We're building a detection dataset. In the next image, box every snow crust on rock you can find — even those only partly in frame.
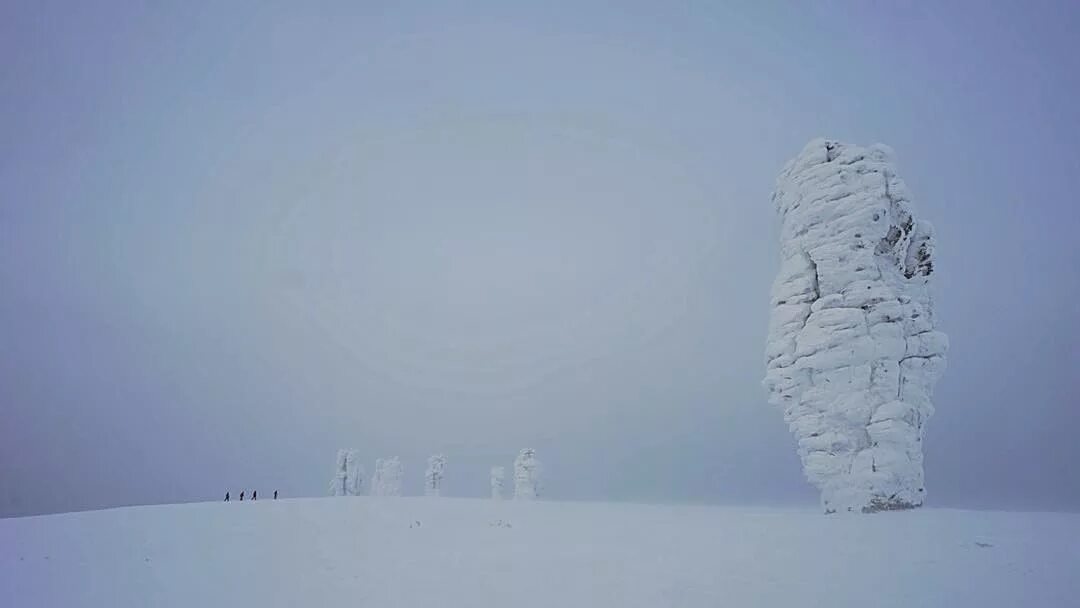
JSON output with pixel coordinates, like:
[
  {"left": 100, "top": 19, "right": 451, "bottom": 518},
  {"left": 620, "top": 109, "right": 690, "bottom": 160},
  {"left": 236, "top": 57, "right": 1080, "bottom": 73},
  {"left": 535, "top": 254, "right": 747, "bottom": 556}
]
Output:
[
  {"left": 372, "top": 457, "right": 404, "bottom": 497},
  {"left": 513, "top": 449, "right": 541, "bottom": 500},
  {"left": 490, "top": 466, "right": 506, "bottom": 500},
  {"left": 328, "top": 449, "right": 364, "bottom": 497},
  {"left": 425, "top": 454, "right": 446, "bottom": 497},
  {"left": 764, "top": 139, "right": 948, "bottom": 514}
]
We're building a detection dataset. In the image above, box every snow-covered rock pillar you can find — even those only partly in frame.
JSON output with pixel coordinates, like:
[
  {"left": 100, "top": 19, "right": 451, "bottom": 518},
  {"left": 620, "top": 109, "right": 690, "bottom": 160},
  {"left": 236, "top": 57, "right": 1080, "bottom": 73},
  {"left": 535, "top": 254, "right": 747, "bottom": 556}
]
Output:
[
  {"left": 490, "top": 466, "right": 505, "bottom": 500},
  {"left": 345, "top": 452, "right": 365, "bottom": 496},
  {"left": 329, "top": 449, "right": 361, "bottom": 496},
  {"left": 764, "top": 139, "right": 947, "bottom": 513},
  {"left": 513, "top": 449, "right": 541, "bottom": 500},
  {"left": 425, "top": 454, "right": 446, "bottom": 497},
  {"left": 329, "top": 450, "right": 348, "bottom": 496},
  {"left": 372, "top": 457, "right": 403, "bottom": 497}
]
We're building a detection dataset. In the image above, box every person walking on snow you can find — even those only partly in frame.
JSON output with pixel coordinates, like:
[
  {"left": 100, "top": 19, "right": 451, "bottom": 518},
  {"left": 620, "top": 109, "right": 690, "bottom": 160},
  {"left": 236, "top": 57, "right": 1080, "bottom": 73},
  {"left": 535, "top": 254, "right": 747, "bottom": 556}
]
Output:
[
  {"left": 274, "top": 490, "right": 278, "bottom": 500},
  {"left": 225, "top": 491, "right": 230, "bottom": 502},
  {"left": 239, "top": 491, "right": 244, "bottom": 501},
  {"left": 252, "top": 490, "right": 257, "bottom": 501}
]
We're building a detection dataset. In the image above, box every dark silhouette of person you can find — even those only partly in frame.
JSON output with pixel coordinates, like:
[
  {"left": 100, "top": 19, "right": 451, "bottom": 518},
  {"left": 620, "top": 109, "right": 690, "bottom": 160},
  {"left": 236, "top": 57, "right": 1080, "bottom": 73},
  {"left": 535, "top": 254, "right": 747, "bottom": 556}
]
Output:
[
  {"left": 239, "top": 491, "right": 244, "bottom": 501},
  {"left": 252, "top": 490, "right": 257, "bottom": 501},
  {"left": 225, "top": 492, "right": 230, "bottom": 502},
  {"left": 274, "top": 490, "right": 278, "bottom": 500}
]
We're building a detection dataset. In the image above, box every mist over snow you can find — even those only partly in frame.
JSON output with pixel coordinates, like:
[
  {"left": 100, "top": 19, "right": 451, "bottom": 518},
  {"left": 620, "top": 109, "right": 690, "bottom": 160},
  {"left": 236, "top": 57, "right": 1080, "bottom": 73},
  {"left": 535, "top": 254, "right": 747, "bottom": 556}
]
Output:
[
  {"left": 1, "top": 2, "right": 1078, "bottom": 519},
  {"left": 3, "top": 2, "right": 1079, "bottom": 606}
]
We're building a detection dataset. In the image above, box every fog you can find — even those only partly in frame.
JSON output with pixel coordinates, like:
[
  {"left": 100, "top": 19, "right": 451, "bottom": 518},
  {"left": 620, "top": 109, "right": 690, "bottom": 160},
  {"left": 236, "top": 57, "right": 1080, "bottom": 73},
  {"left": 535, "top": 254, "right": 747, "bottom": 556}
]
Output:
[{"left": 2, "top": 1, "right": 1078, "bottom": 517}]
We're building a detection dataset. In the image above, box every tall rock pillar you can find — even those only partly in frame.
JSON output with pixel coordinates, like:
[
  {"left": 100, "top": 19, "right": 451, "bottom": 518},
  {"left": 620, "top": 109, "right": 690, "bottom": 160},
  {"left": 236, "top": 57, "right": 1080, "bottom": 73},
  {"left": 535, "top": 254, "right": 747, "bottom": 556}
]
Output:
[{"left": 764, "top": 139, "right": 948, "bottom": 513}]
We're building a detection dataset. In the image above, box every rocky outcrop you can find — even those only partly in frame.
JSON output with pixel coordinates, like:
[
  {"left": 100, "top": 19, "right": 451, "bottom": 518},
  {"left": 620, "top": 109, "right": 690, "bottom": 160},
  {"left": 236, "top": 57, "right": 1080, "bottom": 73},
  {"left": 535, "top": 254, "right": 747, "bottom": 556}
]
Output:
[
  {"left": 328, "top": 449, "right": 364, "bottom": 496},
  {"left": 372, "top": 457, "right": 404, "bottom": 497},
  {"left": 764, "top": 139, "right": 948, "bottom": 513},
  {"left": 513, "top": 449, "right": 542, "bottom": 500}
]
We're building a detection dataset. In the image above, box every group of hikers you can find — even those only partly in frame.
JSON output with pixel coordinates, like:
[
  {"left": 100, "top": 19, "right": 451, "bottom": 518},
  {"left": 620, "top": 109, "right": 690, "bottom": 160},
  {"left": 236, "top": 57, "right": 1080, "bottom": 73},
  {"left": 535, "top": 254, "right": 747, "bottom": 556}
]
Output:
[{"left": 224, "top": 490, "right": 277, "bottom": 502}]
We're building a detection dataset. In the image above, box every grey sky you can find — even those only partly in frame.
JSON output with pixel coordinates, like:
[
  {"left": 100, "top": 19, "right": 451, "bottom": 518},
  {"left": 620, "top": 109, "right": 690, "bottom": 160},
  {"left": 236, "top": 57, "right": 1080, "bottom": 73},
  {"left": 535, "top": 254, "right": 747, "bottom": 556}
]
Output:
[{"left": 2, "top": 1, "right": 1078, "bottom": 517}]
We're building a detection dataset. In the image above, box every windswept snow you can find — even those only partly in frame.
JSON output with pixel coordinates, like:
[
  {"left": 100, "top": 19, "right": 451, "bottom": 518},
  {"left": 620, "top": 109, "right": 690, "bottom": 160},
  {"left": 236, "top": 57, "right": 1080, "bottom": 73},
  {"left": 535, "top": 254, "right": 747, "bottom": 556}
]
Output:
[
  {"left": 2, "top": 499, "right": 1077, "bottom": 607},
  {"left": 765, "top": 139, "right": 948, "bottom": 513}
]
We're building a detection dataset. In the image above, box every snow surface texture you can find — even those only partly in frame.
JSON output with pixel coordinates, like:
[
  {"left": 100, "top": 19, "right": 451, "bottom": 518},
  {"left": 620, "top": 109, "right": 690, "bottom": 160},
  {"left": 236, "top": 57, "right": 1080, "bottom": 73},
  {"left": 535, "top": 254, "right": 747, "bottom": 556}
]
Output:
[
  {"left": 490, "top": 466, "right": 506, "bottom": 500},
  {"left": 764, "top": 139, "right": 948, "bottom": 514},
  {"left": 513, "top": 449, "right": 541, "bottom": 500},
  {"left": 425, "top": 454, "right": 446, "bottom": 497},
  {"left": 327, "top": 449, "right": 364, "bottom": 497},
  {"left": 372, "top": 457, "right": 404, "bottom": 497},
  {"left": 3, "top": 499, "right": 1076, "bottom": 608}
]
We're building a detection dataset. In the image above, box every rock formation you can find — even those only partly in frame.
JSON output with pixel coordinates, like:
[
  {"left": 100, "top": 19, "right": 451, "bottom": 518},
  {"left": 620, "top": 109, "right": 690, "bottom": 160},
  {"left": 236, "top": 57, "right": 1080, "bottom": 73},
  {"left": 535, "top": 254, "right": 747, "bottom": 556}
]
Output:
[
  {"left": 513, "top": 449, "right": 541, "bottom": 500},
  {"left": 490, "top": 466, "right": 506, "bottom": 500},
  {"left": 372, "top": 457, "right": 404, "bottom": 497},
  {"left": 764, "top": 139, "right": 948, "bottom": 513},
  {"left": 425, "top": 454, "right": 447, "bottom": 497},
  {"left": 328, "top": 449, "right": 363, "bottom": 497}
]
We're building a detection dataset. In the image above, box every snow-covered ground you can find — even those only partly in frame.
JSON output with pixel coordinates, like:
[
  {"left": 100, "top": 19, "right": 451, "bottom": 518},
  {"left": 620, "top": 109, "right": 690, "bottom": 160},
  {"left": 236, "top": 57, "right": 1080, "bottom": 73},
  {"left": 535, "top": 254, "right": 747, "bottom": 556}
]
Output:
[{"left": 2, "top": 497, "right": 1077, "bottom": 607}]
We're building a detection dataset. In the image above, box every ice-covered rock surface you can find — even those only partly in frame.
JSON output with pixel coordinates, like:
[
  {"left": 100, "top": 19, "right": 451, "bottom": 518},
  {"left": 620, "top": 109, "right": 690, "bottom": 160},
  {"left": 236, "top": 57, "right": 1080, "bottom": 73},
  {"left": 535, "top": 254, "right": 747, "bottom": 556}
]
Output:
[
  {"left": 513, "top": 449, "right": 541, "bottom": 500},
  {"left": 372, "top": 457, "right": 404, "bottom": 497},
  {"left": 425, "top": 454, "right": 446, "bottom": 497},
  {"left": 764, "top": 139, "right": 948, "bottom": 514},
  {"left": 328, "top": 449, "right": 363, "bottom": 497},
  {"left": 490, "top": 466, "right": 506, "bottom": 500}
]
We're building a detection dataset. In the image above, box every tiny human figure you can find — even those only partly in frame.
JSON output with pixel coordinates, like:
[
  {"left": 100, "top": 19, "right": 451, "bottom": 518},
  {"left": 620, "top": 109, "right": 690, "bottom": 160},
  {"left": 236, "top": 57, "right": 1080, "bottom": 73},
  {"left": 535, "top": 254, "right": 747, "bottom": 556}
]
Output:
[
  {"left": 239, "top": 491, "right": 245, "bottom": 501},
  {"left": 252, "top": 490, "right": 257, "bottom": 501},
  {"left": 273, "top": 490, "right": 278, "bottom": 500},
  {"left": 225, "top": 492, "right": 230, "bottom": 502}
]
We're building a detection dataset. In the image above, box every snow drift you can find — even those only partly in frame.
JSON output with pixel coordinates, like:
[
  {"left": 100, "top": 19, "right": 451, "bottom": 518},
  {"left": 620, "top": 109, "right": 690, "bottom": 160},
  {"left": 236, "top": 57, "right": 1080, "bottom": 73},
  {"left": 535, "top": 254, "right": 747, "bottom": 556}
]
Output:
[
  {"left": 3, "top": 498, "right": 1076, "bottom": 607},
  {"left": 764, "top": 139, "right": 948, "bottom": 513}
]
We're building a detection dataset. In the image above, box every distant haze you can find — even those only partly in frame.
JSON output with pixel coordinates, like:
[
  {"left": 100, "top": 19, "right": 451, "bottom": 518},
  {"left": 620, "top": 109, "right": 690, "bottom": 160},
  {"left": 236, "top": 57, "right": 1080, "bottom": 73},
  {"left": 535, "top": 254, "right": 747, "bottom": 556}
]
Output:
[{"left": 2, "top": 2, "right": 1078, "bottom": 517}]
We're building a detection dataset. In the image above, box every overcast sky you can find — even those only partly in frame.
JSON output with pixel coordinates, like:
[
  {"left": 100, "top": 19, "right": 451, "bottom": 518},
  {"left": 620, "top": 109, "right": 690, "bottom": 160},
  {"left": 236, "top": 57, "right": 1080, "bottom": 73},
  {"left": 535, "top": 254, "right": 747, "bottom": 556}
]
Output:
[{"left": 2, "top": 1, "right": 1078, "bottom": 517}]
